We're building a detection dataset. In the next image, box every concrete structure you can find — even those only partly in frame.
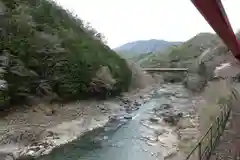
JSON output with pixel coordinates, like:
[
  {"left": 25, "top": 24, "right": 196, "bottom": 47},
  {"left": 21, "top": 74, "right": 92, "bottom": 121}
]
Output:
[{"left": 142, "top": 68, "right": 188, "bottom": 73}]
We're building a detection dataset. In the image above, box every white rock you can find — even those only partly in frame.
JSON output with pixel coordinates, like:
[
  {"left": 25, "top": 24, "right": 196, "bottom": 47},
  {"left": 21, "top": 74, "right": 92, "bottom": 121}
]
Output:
[
  {"left": 27, "top": 150, "right": 35, "bottom": 156},
  {"left": 214, "top": 62, "right": 240, "bottom": 78}
]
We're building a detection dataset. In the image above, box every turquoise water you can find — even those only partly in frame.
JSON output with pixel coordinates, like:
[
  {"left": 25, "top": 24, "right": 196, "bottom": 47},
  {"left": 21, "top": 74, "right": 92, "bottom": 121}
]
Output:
[{"left": 38, "top": 85, "right": 188, "bottom": 160}]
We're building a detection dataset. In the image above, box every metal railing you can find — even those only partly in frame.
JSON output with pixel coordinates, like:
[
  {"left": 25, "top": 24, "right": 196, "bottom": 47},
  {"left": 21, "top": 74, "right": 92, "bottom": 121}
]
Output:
[{"left": 185, "top": 91, "right": 236, "bottom": 160}]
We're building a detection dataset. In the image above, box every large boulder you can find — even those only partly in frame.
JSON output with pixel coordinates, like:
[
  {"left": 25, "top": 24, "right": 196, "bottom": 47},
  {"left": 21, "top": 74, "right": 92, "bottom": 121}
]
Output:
[
  {"left": 94, "top": 66, "right": 116, "bottom": 89},
  {"left": 183, "top": 73, "right": 207, "bottom": 92},
  {"left": 153, "top": 104, "right": 183, "bottom": 125},
  {"left": 161, "top": 111, "right": 183, "bottom": 125},
  {"left": 88, "top": 66, "right": 116, "bottom": 98}
]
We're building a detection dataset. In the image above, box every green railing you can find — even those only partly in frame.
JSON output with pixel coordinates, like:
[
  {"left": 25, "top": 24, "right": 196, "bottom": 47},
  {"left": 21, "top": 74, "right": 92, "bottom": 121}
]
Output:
[{"left": 185, "top": 88, "right": 238, "bottom": 160}]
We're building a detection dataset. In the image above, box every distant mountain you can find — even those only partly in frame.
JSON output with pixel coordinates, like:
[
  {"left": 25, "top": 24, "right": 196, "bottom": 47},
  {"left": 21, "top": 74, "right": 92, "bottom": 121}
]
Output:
[
  {"left": 140, "top": 33, "right": 222, "bottom": 69},
  {"left": 115, "top": 39, "right": 182, "bottom": 58}
]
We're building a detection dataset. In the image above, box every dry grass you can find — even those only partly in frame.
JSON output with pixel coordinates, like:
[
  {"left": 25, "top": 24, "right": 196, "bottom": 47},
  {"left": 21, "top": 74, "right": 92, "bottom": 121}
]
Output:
[
  {"left": 180, "top": 80, "right": 232, "bottom": 159},
  {"left": 198, "top": 79, "right": 232, "bottom": 135}
]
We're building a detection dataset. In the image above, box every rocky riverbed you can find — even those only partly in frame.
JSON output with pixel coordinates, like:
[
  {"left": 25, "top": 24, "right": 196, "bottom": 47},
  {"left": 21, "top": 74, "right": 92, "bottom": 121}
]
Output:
[
  {"left": 0, "top": 85, "right": 154, "bottom": 159},
  {"left": 0, "top": 84, "right": 203, "bottom": 160}
]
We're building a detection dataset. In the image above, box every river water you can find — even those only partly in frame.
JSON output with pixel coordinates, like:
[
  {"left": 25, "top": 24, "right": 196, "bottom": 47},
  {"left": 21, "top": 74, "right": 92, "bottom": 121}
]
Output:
[{"left": 38, "top": 84, "right": 200, "bottom": 160}]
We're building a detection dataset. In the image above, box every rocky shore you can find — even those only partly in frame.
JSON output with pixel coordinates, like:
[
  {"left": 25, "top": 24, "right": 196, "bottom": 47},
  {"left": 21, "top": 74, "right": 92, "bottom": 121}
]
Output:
[
  {"left": 0, "top": 83, "right": 206, "bottom": 160},
  {"left": 0, "top": 86, "right": 154, "bottom": 160}
]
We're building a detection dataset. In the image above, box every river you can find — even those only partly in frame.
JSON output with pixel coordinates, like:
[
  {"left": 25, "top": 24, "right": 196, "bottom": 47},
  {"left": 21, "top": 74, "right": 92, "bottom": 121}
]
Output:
[{"left": 38, "top": 84, "right": 200, "bottom": 160}]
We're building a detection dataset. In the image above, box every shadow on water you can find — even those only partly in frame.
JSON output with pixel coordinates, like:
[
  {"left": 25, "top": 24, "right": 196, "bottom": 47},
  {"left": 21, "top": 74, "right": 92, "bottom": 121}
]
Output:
[
  {"left": 38, "top": 127, "right": 105, "bottom": 160},
  {"left": 38, "top": 117, "right": 132, "bottom": 160}
]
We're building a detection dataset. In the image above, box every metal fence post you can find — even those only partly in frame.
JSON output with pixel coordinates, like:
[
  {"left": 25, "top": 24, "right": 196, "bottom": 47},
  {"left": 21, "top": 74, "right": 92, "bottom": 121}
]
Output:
[
  {"left": 221, "top": 110, "right": 224, "bottom": 133},
  {"left": 225, "top": 105, "right": 227, "bottom": 117},
  {"left": 223, "top": 106, "right": 226, "bottom": 120},
  {"left": 199, "top": 142, "right": 202, "bottom": 160},
  {"left": 225, "top": 105, "right": 228, "bottom": 117},
  {"left": 210, "top": 127, "right": 213, "bottom": 152},
  {"left": 217, "top": 117, "right": 220, "bottom": 139}
]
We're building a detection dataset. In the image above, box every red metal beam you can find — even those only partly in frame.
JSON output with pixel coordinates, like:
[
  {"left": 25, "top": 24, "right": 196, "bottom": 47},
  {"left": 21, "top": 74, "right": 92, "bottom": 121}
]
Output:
[
  {"left": 191, "top": 0, "right": 240, "bottom": 60},
  {"left": 192, "top": 0, "right": 240, "bottom": 156}
]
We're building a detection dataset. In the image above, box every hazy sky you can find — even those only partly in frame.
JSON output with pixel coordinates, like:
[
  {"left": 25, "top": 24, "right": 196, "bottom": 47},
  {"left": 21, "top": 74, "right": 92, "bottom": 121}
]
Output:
[{"left": 55, "top": 0, "right": 240, "bottom": 48}]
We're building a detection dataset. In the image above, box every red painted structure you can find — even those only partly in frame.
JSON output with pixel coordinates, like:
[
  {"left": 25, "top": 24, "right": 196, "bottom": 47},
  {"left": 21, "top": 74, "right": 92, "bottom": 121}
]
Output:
[
  {"left": 191, "top": 0, "right": 240, "bottom": 156},
  {"left": 191, "top": 0, "right": 240, "bottom": 60}
]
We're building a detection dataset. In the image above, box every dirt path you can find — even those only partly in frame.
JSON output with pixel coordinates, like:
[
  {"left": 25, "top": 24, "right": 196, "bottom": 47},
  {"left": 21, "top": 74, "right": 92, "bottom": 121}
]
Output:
[{"left": 210, "top": 83, "right": 240, "bottom": 160}]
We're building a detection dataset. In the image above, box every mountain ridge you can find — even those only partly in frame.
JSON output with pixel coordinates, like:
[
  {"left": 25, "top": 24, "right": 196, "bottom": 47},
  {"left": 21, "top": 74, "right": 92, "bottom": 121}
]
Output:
[
  {"left": 115, "top": 39, "right": 182, "bottom": 58},
  {"left": 140, "top": 33, "right": 221, "bottom": 70}
]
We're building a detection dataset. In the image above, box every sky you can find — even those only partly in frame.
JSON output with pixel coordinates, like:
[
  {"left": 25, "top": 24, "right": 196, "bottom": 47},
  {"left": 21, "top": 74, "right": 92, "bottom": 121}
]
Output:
[{"left": 55, "top": 0, "right": 240, "bottom": 48}]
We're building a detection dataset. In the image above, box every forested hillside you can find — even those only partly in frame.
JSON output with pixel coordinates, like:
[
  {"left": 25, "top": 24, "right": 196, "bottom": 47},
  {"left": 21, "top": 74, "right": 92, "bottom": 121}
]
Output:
[{"left": 0, "top": 0, "right": 132, "bottom": 106}]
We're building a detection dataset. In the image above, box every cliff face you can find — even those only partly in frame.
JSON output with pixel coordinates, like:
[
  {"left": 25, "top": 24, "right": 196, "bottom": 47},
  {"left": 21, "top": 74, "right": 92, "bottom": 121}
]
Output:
[{"left": 0, "top": 0, "right": 132, "bottom": 106}]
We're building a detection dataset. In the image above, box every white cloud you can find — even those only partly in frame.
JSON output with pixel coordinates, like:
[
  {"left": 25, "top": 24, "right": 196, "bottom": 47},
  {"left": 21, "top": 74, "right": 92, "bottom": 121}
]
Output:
[{"left": 55, "top": 0, "right": 240, "bottom": 48}]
